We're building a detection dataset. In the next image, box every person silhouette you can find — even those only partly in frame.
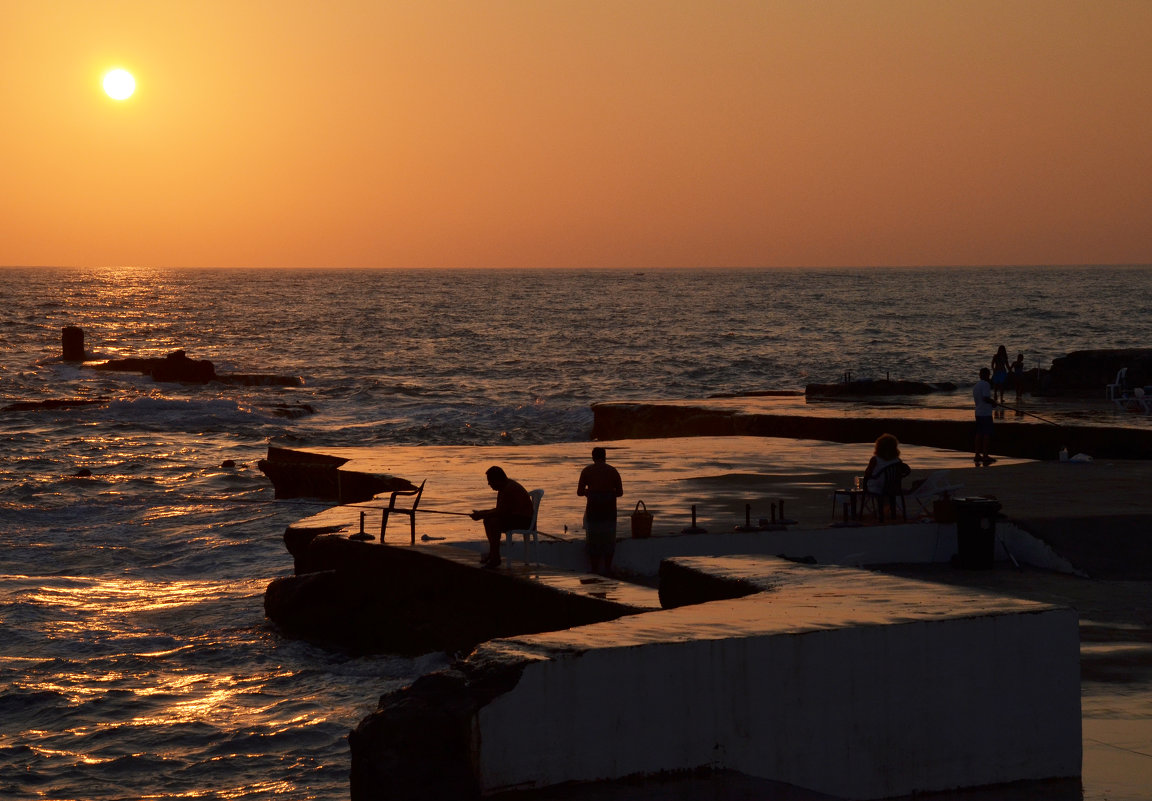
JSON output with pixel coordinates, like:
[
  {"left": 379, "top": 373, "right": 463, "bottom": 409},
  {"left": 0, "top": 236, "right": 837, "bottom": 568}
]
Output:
[
  {"left": 973, "top": 367, "right": 997, "bottom": 465},
  {"left": 862, "top": 433, "right": 911, "bottom": 520},
  {"left": 470, "top": 466, "right": 534, "bottom": 569},
  {"left": 577, "top": 447, "right": 623, "bottom": 575},
  {"left": 1012, "top": 352, "right": 1025, "bottom": 404},
  {"left": 991, "top": 345, "right": 1010, "bottom": 408}
]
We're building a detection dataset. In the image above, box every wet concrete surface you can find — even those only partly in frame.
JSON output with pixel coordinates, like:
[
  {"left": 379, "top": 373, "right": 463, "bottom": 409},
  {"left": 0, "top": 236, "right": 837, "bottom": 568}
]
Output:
[{"left": 270, "top": 401, "right": 1152, "bottom": 800}]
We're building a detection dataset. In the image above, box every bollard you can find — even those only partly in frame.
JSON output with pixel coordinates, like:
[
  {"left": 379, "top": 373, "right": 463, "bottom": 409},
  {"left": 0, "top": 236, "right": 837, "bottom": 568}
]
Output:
[
  {"left": 735, "top": 503, "right": 758, "bottom": 532},
  {"left": 681, "top": 504, "right": 707, "bottom": 534},
  {"left": 350, "top": 510, "right": 375, "bottom": 541},
  {"left": 61, "top": 326, "right": 85, "bottom": 361}
]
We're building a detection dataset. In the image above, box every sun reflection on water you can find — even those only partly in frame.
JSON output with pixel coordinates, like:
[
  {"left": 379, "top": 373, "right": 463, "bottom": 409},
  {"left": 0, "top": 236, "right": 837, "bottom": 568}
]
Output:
[
  {"left": 30, "top": 577, "right": 232, "bottom": 615},
  {"left": 6, "top": 569, "right": 349, "bottom": 796}
]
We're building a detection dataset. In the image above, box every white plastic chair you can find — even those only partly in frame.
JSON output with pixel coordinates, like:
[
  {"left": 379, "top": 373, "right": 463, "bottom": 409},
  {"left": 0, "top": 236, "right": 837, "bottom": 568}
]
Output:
[
  {"left": 505, "top": 489, "right": 544, "bottom": 566},
  {"left": 859, "top": 463, "right": 908, "bottom": 523},
  {"left": 1106, "top": 368, "right": 1128, "bottom": 402},
  {"left": 905, "top": 470, "right": 963, "bottom": 516}
]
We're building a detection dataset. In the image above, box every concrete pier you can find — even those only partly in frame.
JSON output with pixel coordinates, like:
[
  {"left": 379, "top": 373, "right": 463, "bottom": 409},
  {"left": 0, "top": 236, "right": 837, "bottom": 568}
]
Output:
[
  {"left": 590, "top": 398, "right": 1152, "bottom": 460},
  {"left": 350, "top": 556, "right": 1081, "bottom": 800},
  {"left": 260, "top": 400, "right": 1152, "bottom": 799}
]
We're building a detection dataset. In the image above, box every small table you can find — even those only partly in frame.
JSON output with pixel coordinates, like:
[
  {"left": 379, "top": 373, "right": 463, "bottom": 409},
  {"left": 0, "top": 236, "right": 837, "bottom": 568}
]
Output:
[{"left": 832, "top": 487, "right": 865, "bottom": 521}]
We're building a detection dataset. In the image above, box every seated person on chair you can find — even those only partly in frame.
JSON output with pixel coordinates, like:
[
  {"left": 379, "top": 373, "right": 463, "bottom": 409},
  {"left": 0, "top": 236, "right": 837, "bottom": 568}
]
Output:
[
  {"left": 470, "top": 466, "right": 534, "bottom": 569},
  {"left": 863, "top": 434, "right": 911, "bottom": 517}
]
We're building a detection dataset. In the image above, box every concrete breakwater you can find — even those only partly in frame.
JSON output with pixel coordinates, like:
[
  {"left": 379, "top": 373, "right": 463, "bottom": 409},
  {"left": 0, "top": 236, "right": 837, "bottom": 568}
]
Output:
[
  {"left": 265, "top": 532, "right": 660, "bottom": 656},
  {"left": 590, "top": 400, "right": 1152, "bottom": 459},
  {"left": 257, "top": 445, "right": 416, "bottom": 503},
  {"left": 258, "top": 435, "right": 1108, "bottom": 800},
  {"left": 806, "top": 347, "right": 1152, "bottom": 398},
  {"left": 346, "top": 556, "right": 1081, "bottom": 800}
]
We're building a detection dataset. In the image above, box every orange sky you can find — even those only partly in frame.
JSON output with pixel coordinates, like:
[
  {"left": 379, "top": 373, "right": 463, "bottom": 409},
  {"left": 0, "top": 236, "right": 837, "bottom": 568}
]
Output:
[{"left": 2, "top": 0, "right": 1150, "bottom": 269}]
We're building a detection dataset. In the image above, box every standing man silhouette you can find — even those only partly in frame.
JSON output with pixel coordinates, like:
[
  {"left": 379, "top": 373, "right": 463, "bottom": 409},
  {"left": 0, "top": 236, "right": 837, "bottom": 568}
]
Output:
[
  {"left": 973, "top": 367, "right": 997, "bottom": 465},
  {"left": 577, "top": 447, "right": 623, "bottom": 575}
]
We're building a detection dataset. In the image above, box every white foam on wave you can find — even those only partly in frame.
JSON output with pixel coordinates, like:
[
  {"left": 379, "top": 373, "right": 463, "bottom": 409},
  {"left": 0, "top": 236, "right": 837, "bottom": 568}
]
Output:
[{"left": 101, "top": 396, "right": 271, "bottom": 428}]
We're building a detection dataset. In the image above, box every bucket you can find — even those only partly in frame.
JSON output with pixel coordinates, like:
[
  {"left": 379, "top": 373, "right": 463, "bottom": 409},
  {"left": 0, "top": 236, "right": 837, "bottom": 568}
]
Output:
[{"left": 630, "top": 500, "right": 653, "bottom": 539}]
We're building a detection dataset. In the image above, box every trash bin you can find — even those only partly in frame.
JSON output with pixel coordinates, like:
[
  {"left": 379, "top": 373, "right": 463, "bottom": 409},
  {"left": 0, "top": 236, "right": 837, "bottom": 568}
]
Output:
[{"left": 953, "top": 497, "right": 1001, "bottom": 569}]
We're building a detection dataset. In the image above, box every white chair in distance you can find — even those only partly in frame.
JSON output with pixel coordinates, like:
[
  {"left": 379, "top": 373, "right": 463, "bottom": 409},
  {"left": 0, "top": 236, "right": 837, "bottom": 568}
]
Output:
[
  {"left": 1107, "top": 367, "right": 1128, "bottom": 403},
  {"left": 504, "top": 489, "right": 544, "bottom": 566}
]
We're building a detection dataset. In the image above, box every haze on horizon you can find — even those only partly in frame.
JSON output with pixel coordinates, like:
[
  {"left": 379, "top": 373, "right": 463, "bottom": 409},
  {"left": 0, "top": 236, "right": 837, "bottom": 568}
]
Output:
[{"left": 1, "top": 0, "right": 1149, "bottom": 271}]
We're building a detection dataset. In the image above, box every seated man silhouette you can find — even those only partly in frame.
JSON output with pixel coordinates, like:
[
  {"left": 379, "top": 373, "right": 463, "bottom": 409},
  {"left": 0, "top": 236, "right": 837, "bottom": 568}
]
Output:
[{"left": 470, "top": 466, "right": 534, "bottom": 568}]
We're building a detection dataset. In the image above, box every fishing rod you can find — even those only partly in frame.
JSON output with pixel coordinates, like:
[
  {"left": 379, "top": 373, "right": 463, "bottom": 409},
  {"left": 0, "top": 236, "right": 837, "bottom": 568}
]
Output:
[
  {"left": 996, "top": 403, "right": 1063, "bottom": 427},
  {"left": 182, "top": 498, "right": 478, "bottom": 516}
]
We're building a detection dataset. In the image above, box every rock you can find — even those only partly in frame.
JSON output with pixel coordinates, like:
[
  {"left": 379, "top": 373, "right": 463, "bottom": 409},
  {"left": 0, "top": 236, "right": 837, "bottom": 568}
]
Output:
[
  {"left": 61, "top": 326, "right": 86, "bottom": 361},
  {"left": 2, "top": 398, "right": 109, "bottom": 412},
  {"left": 265, "top": 402, "right": 315, "bottom": 419},
  {"left": 58, "top": 329, "right": 304, "bottom": 387},
  {"left": 215, "top": 374, "right": 305, "bottom": 387},
  {"left": 349, "top": 648, "right": 540, "bottom": 799},
  {"left": 1041, "top": 348, "right": 1152, "bottom": 396},
  {"left": 350, "top": 669, "right": 483, "bottom": 800},
  {"left": 149, "top": 350, "right": 217, "bottom": 383},
  {"left": 87, "top": 350, "right": 303, "bottom": 388},
  {"left": 92, "top": 349, "right": 217, "bottom": 384}
]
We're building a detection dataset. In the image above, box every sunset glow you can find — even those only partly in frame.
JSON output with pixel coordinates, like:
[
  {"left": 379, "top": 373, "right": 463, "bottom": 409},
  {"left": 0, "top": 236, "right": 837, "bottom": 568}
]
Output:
[{"left": 2, "top": 0, "right": 1150, "bottom": 269}]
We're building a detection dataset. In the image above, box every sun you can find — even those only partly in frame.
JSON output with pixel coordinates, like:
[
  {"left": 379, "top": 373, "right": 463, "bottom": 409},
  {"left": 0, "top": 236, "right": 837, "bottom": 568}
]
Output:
[{"left": 103, "top": 69, "right": 136, "bottom": 100}]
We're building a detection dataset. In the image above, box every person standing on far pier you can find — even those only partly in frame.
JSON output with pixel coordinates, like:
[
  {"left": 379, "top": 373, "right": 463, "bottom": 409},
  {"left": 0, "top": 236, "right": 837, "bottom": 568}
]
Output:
[
  {"left": 1012, "top": 352, "right": 1025, "bottom": 404},
  {"left": 973, "top": 367, "right": 997, "bottom": 466},
  {"left": 991, "top": 345, "right": 1010, "bottom": 408},
  {"left": 577, "top": 447, "right": 624, "bottom": 575}
]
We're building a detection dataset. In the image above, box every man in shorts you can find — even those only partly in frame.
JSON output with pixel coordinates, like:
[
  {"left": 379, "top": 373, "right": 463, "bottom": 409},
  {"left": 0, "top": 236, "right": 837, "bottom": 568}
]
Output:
[
  {"left": 577, "top": 447, "right": 624, "bottom": 575},
  {"left": 973, "top": 367, "right": 997, "bottom": 465}
]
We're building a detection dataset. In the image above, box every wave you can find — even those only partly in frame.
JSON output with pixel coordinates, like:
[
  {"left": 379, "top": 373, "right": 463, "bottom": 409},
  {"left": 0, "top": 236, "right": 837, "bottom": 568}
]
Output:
[{"left": 99, "top": 396, "right": 272, "bottom": 429}]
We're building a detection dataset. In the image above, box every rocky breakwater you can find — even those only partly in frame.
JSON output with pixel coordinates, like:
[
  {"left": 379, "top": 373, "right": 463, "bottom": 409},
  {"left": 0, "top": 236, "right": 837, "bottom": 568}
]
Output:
[
  {"left": 1041, "top": 348, "right": 1152, "bottom": 395},
  {"left": 90, "top": 348, "right": 304, "bottom": 387},
  {"left": 92, "top": 349, "right": 218, "bottom": 383},
  {"left": 57, "top": 325, "right": 303, "bottom": 386}
]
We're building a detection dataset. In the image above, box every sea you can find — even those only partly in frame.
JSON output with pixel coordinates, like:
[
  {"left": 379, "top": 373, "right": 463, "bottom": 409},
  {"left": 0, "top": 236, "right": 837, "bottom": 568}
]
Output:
[{"left": 2, "top": 264, "right": 1150, "bottom": 800}]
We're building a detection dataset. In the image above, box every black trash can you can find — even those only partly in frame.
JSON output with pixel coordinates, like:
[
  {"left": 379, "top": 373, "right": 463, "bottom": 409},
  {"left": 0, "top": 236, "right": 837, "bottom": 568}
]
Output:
[{"left": 953, "top": 497, "right": 1001, "bottom": 569}]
